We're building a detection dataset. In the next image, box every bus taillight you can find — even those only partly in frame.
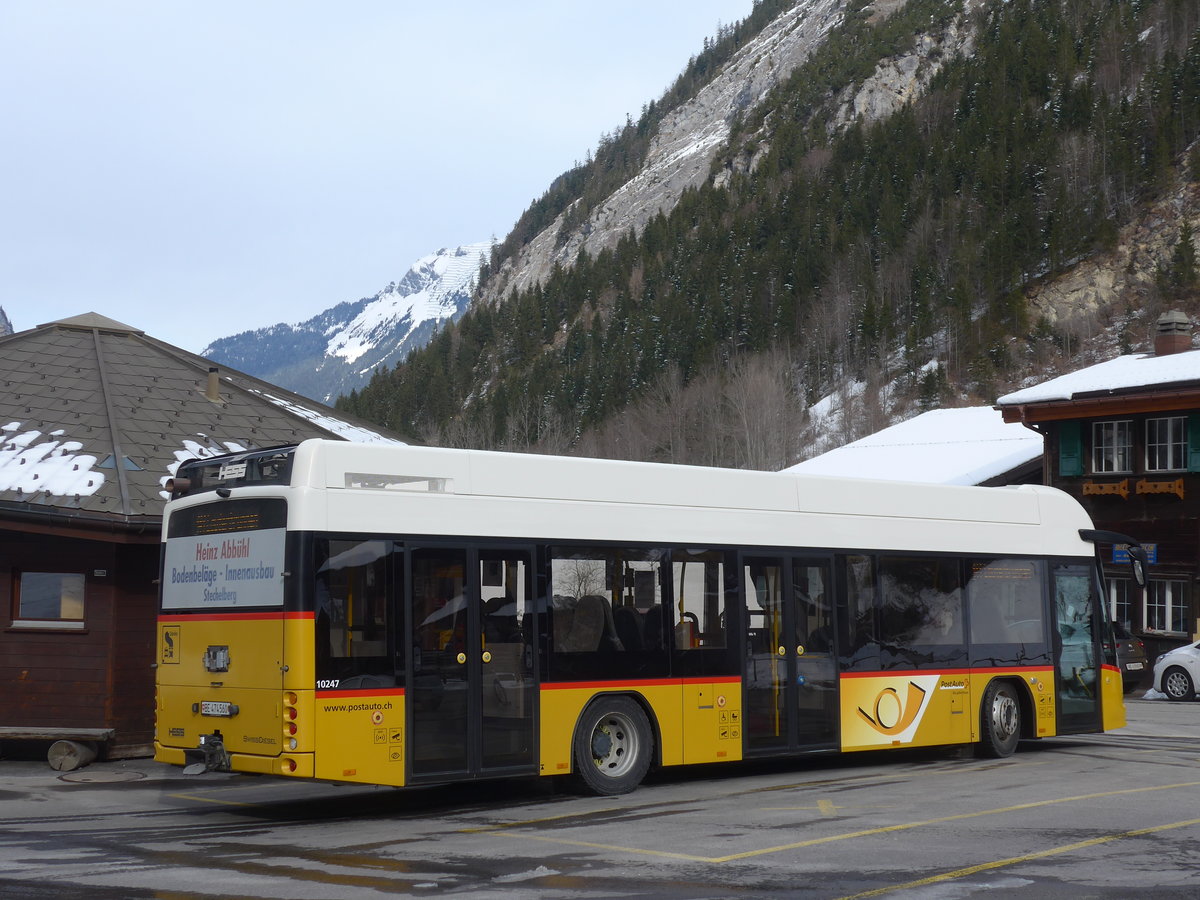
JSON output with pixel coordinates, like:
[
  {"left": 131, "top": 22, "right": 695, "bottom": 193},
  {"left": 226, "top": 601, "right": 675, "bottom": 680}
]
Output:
[{"left": 283, "top": 691, "right": 300, "bottom": 753}]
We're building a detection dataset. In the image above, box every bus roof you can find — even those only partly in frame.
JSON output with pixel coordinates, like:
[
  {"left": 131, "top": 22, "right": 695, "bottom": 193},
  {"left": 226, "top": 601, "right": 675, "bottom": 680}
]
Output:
[{"left": 242, "top": 439, "right": 1098, "bottom": 559}]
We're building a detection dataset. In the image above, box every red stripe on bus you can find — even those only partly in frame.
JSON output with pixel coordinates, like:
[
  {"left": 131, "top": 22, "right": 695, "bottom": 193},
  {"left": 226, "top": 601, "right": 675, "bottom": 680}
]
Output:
[
  {"left": 839, "top": 666, "right": 1052, "bottom": 679},
  {"left": 317, "top": 688, "right": 406, "bottom": 698},
  {"left": 542, "top": 676, "right": 741, "bottom": 691},
  {"left": 157, "top": 611, "right": 314, "bottom": 623}
]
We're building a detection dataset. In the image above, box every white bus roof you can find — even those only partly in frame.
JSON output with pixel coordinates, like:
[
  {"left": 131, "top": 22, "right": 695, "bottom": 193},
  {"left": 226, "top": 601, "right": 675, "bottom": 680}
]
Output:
[{"left": 250, "top": 440, "right": 1098, "bottom": 559}]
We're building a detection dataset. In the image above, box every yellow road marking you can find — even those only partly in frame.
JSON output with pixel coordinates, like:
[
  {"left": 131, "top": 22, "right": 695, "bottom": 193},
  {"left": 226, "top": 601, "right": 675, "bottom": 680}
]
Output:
[
  {"left": 837, "top": 816, "right": 1200, "bottom": 899},
  {"left": 818, "top": 799, "right": 840, "bottom": 816},
  {"left": 167, "top": 779, "right": 311, "bottom": 807},
  {"left": 494, "top": 780, "right": 1200, "bottom": 863},
  {"left": 169, "top": 795, "right": 254, "bottom": 807}
]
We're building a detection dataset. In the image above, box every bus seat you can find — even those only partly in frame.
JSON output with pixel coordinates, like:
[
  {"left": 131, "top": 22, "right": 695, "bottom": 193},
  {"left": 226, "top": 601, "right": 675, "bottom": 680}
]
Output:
[
  {"left": 562, "top": 595, "right": 606, "bottom": 652},
  {"left": 583, "top": 594, "right": 625, "bottom": 652},
  {"left": 552, "top": 599, "right": 575, "bottom": 649},
  {"left": 613, "top": 605, "right": 643, "bottom": 651},
  {"left": 483, "top": 596, "right": 520, "bottom": 642},
  {"left": 643, "top": 604, "right": 663, "bottom": 650}
]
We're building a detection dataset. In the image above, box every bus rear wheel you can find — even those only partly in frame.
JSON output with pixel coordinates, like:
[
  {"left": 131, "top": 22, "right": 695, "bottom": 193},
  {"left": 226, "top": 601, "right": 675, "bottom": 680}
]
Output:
[
  {"left": 573, "top": 696, "right": 653, "bottom": 795},
  {"left": 977, "top": 681, "right": 1021, "bottom": 758}
]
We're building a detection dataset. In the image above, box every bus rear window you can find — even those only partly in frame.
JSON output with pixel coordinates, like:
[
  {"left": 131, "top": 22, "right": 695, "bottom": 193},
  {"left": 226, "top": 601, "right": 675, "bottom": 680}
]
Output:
[{"left": 170, "top": 446, "right": 297, "bottom": 497}]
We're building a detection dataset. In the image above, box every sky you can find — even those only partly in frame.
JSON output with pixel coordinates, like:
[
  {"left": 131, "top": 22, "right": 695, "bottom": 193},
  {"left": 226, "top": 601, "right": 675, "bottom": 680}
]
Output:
[{"left": 1, "top": 1, "right": 753, "bottom": 353}]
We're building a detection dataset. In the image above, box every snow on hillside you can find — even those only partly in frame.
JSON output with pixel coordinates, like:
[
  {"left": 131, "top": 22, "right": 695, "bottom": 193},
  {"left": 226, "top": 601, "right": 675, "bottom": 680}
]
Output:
[
  {"left": 326, "top": 241, "right": 493, "bottom": 366},
  {"left": 202, "top": 241, "right": 493, "bottom": 403}
]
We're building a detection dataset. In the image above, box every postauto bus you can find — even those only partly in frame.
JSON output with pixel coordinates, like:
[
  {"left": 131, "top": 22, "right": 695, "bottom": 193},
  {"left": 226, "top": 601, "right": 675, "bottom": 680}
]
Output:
[{"left": 154, "top": 440, "right": 1144, "bottom": 795}]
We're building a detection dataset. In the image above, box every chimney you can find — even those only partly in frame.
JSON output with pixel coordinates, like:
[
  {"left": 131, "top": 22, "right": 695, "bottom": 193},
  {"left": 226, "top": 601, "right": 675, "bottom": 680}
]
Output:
[
  {"left": 205, "top": 367, "right": 222, "bottom": 403},
  {"left": 1154, "top": 310, "right": 1193, "bottom": 356}
]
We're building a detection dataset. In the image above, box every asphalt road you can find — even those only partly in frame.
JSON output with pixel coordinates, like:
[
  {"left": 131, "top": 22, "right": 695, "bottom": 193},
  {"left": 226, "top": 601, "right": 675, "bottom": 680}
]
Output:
[{"left": 2, "top": 697, "right": 1199, "bottom": 899}]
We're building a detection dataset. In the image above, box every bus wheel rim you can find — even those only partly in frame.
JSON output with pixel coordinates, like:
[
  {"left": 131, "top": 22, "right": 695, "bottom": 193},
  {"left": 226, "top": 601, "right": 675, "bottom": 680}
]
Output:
[
  {"left": 993, "top": 692, "right": 1018, "bottom": 739},
  {"left": 591, "top": 712, "right": 637, "bottom": 777}
]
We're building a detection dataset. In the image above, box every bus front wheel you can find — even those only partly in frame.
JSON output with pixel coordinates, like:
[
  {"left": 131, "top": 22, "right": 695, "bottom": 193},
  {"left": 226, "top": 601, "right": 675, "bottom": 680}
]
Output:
[
  {"left": 573, "top": 696, "right": 653, "bottom": 795},
  {"left": 977, "top": 681, "right": 1021, "bottom": 758}
]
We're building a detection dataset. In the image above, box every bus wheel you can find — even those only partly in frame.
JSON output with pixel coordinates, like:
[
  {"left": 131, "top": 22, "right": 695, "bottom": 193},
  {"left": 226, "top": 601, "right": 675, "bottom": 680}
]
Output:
[
  {"left": 977, "top": 681, "right": 1020, "bottom": 758},
  {"left": 1162, "top": 667, "right": 1195, "bottom": 701},
  {"left": 573, "top": 696, "right": 653, "bottom": 795}
]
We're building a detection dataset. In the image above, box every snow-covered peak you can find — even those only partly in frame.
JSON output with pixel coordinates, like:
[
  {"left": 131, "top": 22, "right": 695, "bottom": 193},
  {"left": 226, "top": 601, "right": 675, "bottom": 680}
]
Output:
[{"left": 326, "top": 242, "right": 492, "bottom": 364}]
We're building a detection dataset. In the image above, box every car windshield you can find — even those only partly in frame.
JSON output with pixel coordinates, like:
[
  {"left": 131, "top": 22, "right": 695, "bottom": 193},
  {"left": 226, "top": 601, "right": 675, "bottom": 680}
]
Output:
[{"left": 1112, "top": 622, "right": 1132, "bottom": 639}]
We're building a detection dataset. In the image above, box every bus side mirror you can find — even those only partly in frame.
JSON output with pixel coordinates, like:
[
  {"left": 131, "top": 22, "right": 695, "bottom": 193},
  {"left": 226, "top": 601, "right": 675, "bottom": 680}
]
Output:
[{"left": 1129, "top": 546, "right": 1148, "bottom": 588}]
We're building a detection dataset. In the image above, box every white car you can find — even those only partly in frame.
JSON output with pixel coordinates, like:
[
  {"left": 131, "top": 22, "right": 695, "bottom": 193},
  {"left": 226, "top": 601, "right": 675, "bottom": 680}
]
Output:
[{"left": 1153, "top": 641, "right": 1200, "bottom": 701}]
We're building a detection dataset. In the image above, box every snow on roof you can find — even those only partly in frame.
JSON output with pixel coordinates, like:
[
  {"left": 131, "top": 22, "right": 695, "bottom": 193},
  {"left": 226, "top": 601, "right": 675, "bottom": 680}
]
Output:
[
  {"left": 0, "top": 423, "right": 106, "bottom": 497},
  {"left": 997, "top": 349, "right": 1200, "bottom": 405},
  {"left": 785, "top": 407, "right": 1043, "bottom": 485},
  {"left": 250, "top": 390, "right": 402, "bottom": 445}
]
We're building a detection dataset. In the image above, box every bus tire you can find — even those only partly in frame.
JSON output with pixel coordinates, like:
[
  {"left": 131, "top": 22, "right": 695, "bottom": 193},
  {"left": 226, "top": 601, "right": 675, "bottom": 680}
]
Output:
[
  {"left": 1162, "top": 667, "right": 1195, "bottom": 701},
  {"left": 977, "top": 681, "right": 1021, "bottom": 758},
  {"left": 572, "top": 696, "right": 653, "bottom": 795}
]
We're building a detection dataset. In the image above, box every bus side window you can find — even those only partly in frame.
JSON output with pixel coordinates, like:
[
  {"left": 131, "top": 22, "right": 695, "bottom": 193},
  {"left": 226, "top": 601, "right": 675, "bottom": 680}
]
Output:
[
  {"left": 793, "top": 562, "right": 832, "bottom": 653},
  {"left": 549, "top": 548, "right": 666, "bottom": 654},
  {"left": 838, "top": 554, "right": 878, "bottom": 670},
  {"left": 315, "top": 539, "right": 399, "bottom": 688},
  {"left": 967, "top": 559, "right": 1048, "bottom": 667},
  {"left": 673, "top": 550, "right": 727, "bottom": 650}
]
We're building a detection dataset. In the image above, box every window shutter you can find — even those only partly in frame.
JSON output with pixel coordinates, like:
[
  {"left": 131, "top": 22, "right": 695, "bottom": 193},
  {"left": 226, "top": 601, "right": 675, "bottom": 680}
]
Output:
[
  {"left": 1188, "top": 413, "right": 1200, "bottom": 472},
  {"left": 1059, "top": 421, "right": 1083, "bottom": 477}
]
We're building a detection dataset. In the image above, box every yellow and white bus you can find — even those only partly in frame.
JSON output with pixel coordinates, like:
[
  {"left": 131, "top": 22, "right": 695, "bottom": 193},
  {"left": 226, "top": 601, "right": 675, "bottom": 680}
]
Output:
[{"left": 154, "top": 440, "right": 1142, "bottom": 795}]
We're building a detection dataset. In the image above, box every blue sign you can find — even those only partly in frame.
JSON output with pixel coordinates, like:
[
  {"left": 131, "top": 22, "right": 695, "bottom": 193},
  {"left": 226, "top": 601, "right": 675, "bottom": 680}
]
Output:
[{"left": 1113, "top": 543, "right": 1157, "bottom": 565}]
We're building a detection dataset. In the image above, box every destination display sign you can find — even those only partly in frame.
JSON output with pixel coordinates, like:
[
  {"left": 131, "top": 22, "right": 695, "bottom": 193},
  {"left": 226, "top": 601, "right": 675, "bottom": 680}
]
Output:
[{"left": 162, "top": 528, "right": 286, "bottom": 609}]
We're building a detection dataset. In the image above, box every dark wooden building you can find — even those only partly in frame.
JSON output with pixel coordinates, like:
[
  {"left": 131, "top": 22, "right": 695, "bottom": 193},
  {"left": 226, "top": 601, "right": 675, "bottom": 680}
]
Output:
[
  {"left": 998, "top": 310, "right": 1200, "bottom": 661},
  {"left": 0, "top": 313, "right": 400, "bottom": 758}
]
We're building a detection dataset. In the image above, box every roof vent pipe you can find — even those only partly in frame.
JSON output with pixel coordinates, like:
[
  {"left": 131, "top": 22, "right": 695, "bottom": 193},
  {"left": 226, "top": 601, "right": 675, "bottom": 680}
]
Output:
[
  {"left": 205, "top": 367, "right": 222, "bottom": 403},
  {"left": 1154, "top": 310, "right": 1193, "bottom": 357}
]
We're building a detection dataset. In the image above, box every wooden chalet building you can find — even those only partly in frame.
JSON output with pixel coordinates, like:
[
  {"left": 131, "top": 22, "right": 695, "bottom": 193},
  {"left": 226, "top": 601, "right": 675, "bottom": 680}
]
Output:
[
  {"left": 0, "top": 313, "right": 400, "bottom": 759},
  {"left": 997, "top": 310, "right": 1200, "bottom": 661}
]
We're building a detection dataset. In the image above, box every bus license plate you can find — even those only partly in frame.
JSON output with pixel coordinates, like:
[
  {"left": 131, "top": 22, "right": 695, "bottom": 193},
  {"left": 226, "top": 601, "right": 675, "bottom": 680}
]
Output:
[{"left": 200, "top": 701, "right": 233, "bottom": 717}]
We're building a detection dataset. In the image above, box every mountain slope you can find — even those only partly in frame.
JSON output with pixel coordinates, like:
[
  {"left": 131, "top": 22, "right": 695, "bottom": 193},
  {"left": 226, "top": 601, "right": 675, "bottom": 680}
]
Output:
[
  {"left": 204, "top": 242, "right": 492, "bottom": 402},
  {"left": 341, "top": 0, "right": 1200, "bottom": 468}
]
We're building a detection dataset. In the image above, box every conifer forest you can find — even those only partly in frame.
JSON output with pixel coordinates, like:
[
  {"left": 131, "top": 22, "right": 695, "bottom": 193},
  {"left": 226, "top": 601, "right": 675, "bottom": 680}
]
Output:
[{"left": 339, "top": 0, "right": 1200, "bottom": 469}]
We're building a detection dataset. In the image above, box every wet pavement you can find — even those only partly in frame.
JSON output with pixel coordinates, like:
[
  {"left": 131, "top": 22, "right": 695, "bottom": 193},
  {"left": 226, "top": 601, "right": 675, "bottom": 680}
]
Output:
[{"left": 1, "top": 697, "right": 1199, "bottom": 898}]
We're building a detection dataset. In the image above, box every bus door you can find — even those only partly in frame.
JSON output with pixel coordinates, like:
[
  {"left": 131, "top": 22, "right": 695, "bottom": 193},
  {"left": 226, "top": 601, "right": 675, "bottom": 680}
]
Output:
[
  {"left": 1052, "top": 563, "right": 1101, "bottom": 733},
  {"left": 743, "top": 556, "right": 838, "bottom": 754},
  {"left": 408, "top": 546, "right": 538, "bottom": 781}
]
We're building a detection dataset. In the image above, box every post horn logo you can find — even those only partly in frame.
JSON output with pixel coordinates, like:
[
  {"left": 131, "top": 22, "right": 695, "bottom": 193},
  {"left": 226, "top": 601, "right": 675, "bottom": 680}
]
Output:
[{"left": 856, "top": 681, "right": 928, "bottom": 736}]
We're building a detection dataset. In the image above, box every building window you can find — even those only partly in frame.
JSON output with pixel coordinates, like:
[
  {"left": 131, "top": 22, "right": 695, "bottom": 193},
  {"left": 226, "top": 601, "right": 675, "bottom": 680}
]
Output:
[
  {"left": 13, "top": 572, "right": 86, "bottom": 628},
  {"left": 1146, "top": 416, "right": 1187, "bottom": 472},
  {"left": 1092, "top": 420, "right": 1132, "bottom": 473},
  {"left": 1108, "top": 577, "right": 1136, "bottom": 629},
  {"left": 1145, "top": 580, "right": 1189, "bottom": 634}
]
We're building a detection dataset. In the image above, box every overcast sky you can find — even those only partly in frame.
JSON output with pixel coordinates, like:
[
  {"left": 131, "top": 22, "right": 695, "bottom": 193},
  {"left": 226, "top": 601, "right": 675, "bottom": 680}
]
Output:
[{"left": 1, "top": 1, "right": 752, "bottom": 353}]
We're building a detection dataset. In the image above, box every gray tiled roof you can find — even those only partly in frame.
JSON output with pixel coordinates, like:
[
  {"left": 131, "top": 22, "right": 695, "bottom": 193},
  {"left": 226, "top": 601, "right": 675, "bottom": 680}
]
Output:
[{"left": 0, "top": 313, "right": 402, "bottom": 530}]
